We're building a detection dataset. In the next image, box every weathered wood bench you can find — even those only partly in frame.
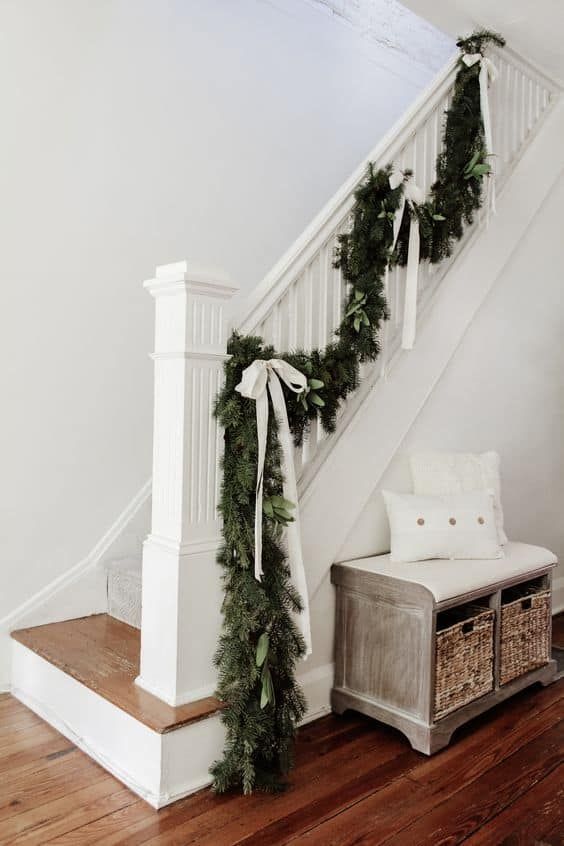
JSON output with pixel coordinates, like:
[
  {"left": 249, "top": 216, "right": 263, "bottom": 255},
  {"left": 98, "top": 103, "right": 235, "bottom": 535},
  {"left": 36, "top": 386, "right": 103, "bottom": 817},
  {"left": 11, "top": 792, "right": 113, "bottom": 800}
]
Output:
[{"left": 331, "top": 542, "right": 558, "bottom": 754}]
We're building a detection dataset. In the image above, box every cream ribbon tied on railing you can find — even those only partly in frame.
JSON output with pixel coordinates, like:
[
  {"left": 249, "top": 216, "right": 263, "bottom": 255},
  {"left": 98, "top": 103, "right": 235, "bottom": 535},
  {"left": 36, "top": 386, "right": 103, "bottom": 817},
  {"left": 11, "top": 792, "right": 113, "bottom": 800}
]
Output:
[
  {"left": 236, "top": 358, "right": 312, "bottom": 656},
  {"left": 462, "top": 52, "right": 498, "bottom": 214},
  {"left": 389, "top": 166, "right": 425, "bottom": 351}
]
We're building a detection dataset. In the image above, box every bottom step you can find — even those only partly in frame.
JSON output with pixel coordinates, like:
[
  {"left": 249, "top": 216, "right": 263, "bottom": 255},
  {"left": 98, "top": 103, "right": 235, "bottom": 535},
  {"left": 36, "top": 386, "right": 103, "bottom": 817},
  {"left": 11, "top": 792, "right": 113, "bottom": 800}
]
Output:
[{"left": 10, "top": 615, "right": 225, "bottom": 808}]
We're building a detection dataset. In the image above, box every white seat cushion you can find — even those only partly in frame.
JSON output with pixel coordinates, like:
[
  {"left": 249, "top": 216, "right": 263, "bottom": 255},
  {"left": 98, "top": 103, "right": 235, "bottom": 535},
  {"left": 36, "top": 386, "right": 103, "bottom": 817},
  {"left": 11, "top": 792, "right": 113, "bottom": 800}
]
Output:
[{"left": 339, "top": 542, "right": 557, "bottom": 603}]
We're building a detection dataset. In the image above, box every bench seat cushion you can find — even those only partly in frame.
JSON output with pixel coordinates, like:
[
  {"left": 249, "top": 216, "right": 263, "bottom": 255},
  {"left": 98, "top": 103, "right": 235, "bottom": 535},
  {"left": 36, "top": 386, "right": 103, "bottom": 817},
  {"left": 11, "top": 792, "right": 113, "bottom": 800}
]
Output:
[{"left": 339, "top": 542, "right": 557, "bottom": 603}]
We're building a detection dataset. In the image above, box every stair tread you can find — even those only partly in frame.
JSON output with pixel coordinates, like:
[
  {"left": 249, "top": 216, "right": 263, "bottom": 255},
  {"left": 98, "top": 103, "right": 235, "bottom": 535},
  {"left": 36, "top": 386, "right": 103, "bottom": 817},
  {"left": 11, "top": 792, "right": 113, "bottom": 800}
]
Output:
[{"left": 11, "top": 614, "right": 222, "bottom": 734}]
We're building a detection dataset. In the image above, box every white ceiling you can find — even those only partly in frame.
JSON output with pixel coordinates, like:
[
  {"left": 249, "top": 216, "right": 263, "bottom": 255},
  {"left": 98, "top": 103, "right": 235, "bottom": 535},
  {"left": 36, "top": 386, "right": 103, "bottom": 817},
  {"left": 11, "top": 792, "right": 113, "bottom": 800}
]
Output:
[{"left": 400, "top": 0, "right": 564, "bottom": 82}]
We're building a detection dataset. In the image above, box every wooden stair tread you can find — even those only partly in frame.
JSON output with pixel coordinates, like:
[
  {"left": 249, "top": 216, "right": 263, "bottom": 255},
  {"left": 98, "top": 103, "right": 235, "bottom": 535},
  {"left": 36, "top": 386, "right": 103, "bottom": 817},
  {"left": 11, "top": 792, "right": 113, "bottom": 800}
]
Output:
[{"left": 11, "top": 614, "right": 222, "bottom": 733}]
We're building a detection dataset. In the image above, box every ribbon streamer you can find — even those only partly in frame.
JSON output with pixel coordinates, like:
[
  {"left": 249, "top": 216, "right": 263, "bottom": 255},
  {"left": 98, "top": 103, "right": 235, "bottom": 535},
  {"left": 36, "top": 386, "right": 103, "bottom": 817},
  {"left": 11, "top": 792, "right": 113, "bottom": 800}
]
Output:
[
  {"left": 388, "top": 166, "right": 425, "bottom": 350},
  {"left": 462, "top": 52, "right": 498, "bottom": 214},
  {"left": 236, "top": 358, "right": 312, "bottom": 656}
]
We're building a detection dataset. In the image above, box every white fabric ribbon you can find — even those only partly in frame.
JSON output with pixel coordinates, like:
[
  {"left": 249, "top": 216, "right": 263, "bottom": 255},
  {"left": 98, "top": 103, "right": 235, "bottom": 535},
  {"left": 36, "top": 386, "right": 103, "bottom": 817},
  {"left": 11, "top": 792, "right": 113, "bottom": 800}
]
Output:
[
  {"left": 462, "top": 52, "right": 498, "bottom": 214},
  {"left": 236, "top": 358, "right": 312, "bottom": 656},
  {"left": 388, "top": 166, "right": 425, "bottom": 351}
]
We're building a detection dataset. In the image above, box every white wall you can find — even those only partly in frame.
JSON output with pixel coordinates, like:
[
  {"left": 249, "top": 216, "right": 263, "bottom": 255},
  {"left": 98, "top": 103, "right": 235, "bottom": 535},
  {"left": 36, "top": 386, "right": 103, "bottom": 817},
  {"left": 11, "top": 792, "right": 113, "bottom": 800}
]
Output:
[
  {"left": 0, "top": 0, "right": 452, "bottom": 620},
  {"left": 338, "top": 170, "right": 564, "bottom": 596}
]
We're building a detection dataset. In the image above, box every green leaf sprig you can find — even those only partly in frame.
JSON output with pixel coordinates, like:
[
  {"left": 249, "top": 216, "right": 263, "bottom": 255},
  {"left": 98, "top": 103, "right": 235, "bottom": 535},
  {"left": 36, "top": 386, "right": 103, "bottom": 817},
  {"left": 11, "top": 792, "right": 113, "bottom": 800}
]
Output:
[
  {"left": 345, "top": 289, "right": 371, "bottom": 333},
  {"left": 297, "top": 376, "right": 325, "bottom": 411},
  {"left": 255, "top": 632, "right": 275, "bottom": 709},
  {"left": 263, "top": 495, "right": 295, "bottom": 526},
  {"left": 464, "top": 150, "right": 492, "bottom": 180}
]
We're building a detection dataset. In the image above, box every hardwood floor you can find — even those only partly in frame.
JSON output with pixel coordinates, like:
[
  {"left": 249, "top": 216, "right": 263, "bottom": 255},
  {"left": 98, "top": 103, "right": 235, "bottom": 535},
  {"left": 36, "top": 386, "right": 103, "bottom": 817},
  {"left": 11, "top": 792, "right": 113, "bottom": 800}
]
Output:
[{"left": 1, "top": 619, "right": 563, "bottom": 845}]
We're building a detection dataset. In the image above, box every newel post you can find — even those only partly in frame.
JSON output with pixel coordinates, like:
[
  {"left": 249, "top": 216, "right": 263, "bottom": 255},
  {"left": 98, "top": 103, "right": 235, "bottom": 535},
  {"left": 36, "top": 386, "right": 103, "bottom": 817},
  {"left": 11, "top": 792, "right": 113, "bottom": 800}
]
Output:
[{"left": 136, "top": 260, "right": 238, "bottom": 706}]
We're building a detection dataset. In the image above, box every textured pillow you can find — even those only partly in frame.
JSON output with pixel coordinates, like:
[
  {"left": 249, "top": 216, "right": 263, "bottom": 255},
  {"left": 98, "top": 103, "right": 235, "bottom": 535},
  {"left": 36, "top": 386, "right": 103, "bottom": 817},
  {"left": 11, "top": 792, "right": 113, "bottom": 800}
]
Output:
[
  {"left": 409, "top": 451, "right": 507, "bottom": 545},
  {"left": 382, "top": 490, "right": 503, "bottom": 564}
]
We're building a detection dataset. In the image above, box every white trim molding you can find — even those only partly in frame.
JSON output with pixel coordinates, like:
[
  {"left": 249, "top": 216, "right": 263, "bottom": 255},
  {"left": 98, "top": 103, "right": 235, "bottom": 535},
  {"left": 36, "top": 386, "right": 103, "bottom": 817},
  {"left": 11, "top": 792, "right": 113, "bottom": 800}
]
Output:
[
  {"left": 0, "top": 480, "right": 152, "bottom": 688},
  {"left": 0, "top": 479, "right": 151, "bottom": 633},
  {"left": 553, "top": 577, "right": 564, "bottom": 615}
]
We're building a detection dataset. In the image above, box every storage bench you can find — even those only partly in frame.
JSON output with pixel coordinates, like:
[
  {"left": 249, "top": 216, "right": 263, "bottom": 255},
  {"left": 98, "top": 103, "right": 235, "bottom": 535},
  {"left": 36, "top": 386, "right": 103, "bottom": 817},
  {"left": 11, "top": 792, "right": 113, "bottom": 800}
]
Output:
[{"left": 331, "top": 542, "right": 557, "bottom": 754}]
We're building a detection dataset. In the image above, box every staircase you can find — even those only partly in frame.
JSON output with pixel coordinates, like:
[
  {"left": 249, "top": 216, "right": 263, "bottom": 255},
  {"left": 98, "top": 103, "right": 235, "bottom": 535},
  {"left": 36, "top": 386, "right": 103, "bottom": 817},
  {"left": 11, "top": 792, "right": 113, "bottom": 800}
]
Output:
[{"left": 8, "top": 43, "right": 563, "bottom": 807}]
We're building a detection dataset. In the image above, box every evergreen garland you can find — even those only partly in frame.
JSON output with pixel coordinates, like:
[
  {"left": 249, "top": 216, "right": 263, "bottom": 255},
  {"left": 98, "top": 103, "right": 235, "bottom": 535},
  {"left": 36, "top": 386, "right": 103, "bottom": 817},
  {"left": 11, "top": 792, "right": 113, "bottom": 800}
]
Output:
[{"left": 211, "top": 29, "right": 505, "bottom": 794}]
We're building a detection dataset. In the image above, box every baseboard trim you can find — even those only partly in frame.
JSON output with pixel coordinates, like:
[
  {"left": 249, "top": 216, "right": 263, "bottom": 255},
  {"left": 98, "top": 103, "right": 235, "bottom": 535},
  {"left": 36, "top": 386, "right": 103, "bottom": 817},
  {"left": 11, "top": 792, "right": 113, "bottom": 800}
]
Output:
[
  {"left": 0, "top": 479, "right": 152, "bottom": 631},
  {"left": 299, "top": 661, "right": 334, "bottom": 724}
]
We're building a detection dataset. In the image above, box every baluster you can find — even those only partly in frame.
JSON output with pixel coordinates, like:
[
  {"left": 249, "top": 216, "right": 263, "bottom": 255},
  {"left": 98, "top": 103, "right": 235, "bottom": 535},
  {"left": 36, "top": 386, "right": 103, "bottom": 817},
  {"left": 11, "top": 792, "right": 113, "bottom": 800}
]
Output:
[
  {"left": 318, "top": 243, "right": 329, "bottom": 349},
  {"left": 272, "top": 301, "right": 281, "bottom": 352},
  {"left": 289, "top": 280, "right": 298, "bottom": 351},
  {"left": 512, "top": 69, "right": 521, "bottom": 157},
  {"left": 295, "top": 269, "right": 306, "bottom": 350},
  {"left": 519, "top": 72, "right": 527, "bottom": 146},
  {"left": 503, "top": 63, "right": 512, "bottom": 165},
  {"left": 534, "top": 81, "right": 541, "bottom": 125}
]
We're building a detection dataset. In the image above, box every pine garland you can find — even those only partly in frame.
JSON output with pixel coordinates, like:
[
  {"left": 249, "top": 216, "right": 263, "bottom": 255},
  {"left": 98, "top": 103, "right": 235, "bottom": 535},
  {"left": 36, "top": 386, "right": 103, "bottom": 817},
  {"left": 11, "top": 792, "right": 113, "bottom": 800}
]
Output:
[{"left": 211, "top": 29, "right": 505, "bottom": 794}]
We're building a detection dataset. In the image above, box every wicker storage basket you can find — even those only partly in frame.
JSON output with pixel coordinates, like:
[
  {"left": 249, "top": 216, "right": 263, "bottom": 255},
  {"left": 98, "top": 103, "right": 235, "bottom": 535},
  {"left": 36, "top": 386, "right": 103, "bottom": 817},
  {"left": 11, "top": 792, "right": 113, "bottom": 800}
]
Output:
[
  {"left": 434, "top": 605, "right": 494, "bottom": 721},
  {"left": 500, "top": 586, "right": 551, "bottom": 685}
]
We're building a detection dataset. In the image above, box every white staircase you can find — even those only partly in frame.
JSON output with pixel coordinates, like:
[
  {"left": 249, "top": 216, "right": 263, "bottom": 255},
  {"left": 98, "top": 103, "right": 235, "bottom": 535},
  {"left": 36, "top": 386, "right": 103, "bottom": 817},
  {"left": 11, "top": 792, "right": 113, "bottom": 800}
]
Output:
[
  {"left": 10, "top": 41, "right": 563, "bottom": 807},
  {"left": 104, "top": 43, "right": 560, "bottom": 631}
]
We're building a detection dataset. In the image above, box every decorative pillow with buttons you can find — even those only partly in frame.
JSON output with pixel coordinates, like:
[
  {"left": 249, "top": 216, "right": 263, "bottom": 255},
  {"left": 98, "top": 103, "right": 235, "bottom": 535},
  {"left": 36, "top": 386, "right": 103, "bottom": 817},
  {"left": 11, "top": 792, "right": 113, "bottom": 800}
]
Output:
[{"left": 382, "top": 490, "right": 503, "bottom": 564}]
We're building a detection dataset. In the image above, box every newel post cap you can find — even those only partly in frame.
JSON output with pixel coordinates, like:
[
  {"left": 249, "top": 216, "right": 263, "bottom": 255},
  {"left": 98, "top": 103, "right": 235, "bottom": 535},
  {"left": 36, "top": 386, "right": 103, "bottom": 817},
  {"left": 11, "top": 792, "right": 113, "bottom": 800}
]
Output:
[{"left": 143, "top": 260, "right": 239, "bottom": 299}]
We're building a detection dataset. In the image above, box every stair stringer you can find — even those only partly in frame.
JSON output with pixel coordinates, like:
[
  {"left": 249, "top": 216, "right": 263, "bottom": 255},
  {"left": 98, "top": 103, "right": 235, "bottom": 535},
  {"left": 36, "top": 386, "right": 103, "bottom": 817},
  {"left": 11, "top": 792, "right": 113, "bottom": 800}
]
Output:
[{"left": 299, "top": 98, "right": 564, "bottom": 625}]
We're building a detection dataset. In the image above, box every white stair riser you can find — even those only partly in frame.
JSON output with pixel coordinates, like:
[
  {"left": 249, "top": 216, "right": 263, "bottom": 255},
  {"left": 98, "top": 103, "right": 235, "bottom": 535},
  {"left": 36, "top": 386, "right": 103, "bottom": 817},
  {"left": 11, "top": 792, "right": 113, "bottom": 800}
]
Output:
[
  {"left": 11, "top": 640, "right": 225, "bottom": 809},
  {"left": 10, "top": 638, "right": 334, "bottom": 804}
]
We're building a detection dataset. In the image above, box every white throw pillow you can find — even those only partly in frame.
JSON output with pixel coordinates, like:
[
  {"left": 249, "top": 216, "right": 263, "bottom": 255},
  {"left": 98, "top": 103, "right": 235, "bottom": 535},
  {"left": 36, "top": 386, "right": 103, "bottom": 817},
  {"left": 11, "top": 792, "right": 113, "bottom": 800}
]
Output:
[
  {"left": 409, "top": 451, "right": 507, "bottom": 545},
  {"left": 382, "top": 490, "right": 503, "bottom": 564}
]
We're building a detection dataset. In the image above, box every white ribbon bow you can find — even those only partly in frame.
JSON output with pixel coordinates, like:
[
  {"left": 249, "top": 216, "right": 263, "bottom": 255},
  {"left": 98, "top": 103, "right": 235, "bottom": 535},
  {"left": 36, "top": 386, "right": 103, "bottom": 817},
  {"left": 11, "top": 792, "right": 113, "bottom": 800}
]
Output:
[
  {"left": 388, "top": 166, "right": 425, "bottom": 351},
  {"left": 236, "top": 358, "right": 312, "bottom": 656},
  {"left": 462, "top": 52, "right": 498, "bottom": 214}
]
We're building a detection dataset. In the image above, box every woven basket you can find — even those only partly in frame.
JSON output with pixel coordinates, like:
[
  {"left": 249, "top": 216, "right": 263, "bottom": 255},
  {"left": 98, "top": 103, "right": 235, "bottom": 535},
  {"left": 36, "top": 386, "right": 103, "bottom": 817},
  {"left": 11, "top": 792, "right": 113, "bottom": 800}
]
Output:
[
  {"left": 434, "top": 606, "right": 494, "bottom": 721},
  {"left": 500, "top": 588, "right": 551, "bottom": 685}
]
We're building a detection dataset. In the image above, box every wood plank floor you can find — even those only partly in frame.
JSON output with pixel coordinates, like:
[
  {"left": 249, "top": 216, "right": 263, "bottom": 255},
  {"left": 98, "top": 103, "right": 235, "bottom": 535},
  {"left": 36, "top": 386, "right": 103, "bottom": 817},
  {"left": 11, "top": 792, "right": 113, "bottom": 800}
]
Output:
[{"left": 1, "top": 618, "right": 563, "bottom": 845}]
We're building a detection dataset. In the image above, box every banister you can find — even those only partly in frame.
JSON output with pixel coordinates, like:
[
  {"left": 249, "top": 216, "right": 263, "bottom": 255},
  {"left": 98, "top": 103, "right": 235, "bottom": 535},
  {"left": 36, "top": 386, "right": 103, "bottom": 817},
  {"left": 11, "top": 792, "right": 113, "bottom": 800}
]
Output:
[
  {"left": 235, "top": 52, "right": 460, "bottom": 335},
  {"left": 230, "top": 43, "right": 560, "bottom": 491}
]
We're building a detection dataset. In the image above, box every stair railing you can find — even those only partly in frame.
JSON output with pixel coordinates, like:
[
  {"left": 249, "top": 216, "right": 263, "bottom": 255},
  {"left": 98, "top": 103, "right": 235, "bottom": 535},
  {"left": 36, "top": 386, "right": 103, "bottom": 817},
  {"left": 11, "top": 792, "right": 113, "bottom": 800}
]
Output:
[
  {"left": 234, "top": 45, "right": 559, "bottom": 495},
  {"left": 138, "top": 47, "right": 559, "bottom": 708}
]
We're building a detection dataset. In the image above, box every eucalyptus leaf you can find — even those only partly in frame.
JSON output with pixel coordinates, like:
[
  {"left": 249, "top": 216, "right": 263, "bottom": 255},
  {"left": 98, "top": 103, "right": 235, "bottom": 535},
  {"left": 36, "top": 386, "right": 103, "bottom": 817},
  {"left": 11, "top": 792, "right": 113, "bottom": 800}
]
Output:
[
  {"left": 263, "top": 499, "right": 274, "bottom": 517},
  {"left": 308, "top": 378, "right": 324, "bottom": 390},
  {"left": 271, "top": 495, "right": 294, "bottom": 510},
  {"left": 465, "top": 149, "right": 481, "bottom": 173},
  {"left": 255, "top": 632, "right": 269, "bottom": 667},
  {"left": 353, "top": 316, "right": 361, "bottom": 332},
  {"left": 309, "top": 392, "right": 325, "bottom": 407},
  {"left": 273, "top": 507, "right": 295, "bottom": 522},
  {"left": 354, "top": 289, "right": 364, "bottom": 301},
  {"left": 433, "top": 213, "right": 446, "bottom": 221}
]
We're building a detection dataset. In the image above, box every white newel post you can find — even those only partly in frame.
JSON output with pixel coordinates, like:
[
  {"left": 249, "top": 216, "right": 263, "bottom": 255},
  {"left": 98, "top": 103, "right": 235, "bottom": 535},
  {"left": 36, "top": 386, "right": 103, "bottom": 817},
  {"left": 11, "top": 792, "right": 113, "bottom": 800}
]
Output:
[{"left": 136, "top": 260, "right": 238, "bottom": 706}]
